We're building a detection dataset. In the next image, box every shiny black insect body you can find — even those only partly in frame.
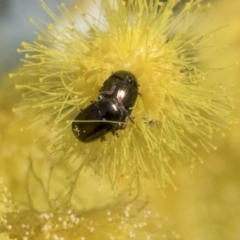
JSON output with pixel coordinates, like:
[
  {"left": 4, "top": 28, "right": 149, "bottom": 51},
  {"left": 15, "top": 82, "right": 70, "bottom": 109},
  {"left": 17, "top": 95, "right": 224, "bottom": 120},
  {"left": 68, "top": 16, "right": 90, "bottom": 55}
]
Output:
[
  {"left": 72, "top": 70, "right": 138, "bottom": 143},
  {"left": 98, "top": 71, "right": 138, "bottom": 110}
]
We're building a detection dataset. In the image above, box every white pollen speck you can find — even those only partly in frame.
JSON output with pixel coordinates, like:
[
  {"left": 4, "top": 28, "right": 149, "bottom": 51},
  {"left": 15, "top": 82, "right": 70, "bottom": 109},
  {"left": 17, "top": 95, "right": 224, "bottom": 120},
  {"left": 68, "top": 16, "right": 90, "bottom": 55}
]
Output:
[
  {"left": 42, "top": 224, "right": 52, "bottom": 231},
  {"left": 145, "top": 234, "right": 151, "bottom": 240},
  {"left": 129, "top": 232, "right": 136, "bottom": 238},
  {"left": 62, "top": 221, "right": 67, "bottom": 228},
  {"left": 7, "top": 225, "right": 12, "bottom": 229}
]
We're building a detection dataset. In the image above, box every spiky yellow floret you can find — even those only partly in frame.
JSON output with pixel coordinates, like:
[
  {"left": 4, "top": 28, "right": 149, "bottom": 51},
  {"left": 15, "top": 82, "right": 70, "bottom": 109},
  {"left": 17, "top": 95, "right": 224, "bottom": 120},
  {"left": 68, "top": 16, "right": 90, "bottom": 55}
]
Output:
[
  {"left": 12, "top": 0, "right": 237, "bottom": 189},
  {"left": 0, "top": 179, "right": 180, "bottom": 240}
]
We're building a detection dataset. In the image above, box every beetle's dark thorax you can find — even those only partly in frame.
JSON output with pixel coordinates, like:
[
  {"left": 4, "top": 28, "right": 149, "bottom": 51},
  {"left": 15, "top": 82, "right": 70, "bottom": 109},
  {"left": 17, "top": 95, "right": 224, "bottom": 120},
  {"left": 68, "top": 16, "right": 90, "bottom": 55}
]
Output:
[{"left": 98, "top": 72, "right": 138, "bottom": 111}]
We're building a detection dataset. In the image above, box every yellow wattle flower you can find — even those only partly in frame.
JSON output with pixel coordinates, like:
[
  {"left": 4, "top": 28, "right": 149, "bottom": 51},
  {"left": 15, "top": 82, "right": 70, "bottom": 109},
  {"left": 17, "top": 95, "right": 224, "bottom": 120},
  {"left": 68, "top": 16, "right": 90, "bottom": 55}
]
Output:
[
  {"left": 0, "top": 179, "right": 180, "bottom": 240},
  {"left": 11, "top": 0, "right": 237, "bottom": 189}
]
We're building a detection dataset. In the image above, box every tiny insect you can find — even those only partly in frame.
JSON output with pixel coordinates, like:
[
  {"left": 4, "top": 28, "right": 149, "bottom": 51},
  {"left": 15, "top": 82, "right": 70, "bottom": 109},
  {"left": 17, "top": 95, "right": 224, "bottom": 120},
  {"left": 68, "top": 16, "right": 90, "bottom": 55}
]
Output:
[{"left": 72, "top": 70, "right": 139, "bottom": 143}]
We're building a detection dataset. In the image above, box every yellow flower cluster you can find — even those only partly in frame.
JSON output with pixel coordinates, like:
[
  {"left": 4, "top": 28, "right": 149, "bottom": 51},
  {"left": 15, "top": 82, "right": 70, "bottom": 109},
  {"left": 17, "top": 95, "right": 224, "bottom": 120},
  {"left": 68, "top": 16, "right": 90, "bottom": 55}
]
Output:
[
  {"left": 0, "top": 174, "right": 179, "bottom": 240},
  {"left": 10, "top": 0, "right": 238, "bottom": 190},
  {"left": 12, "top": 0, "right": 237, "bottom": 189}
]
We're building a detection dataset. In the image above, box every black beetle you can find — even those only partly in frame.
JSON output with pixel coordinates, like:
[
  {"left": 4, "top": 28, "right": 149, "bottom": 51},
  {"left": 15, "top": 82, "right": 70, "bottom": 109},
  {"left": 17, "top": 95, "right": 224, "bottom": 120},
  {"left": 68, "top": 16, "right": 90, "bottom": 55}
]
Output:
[{"left": 72, "top": 70, "right": 138, "bottom": 143}]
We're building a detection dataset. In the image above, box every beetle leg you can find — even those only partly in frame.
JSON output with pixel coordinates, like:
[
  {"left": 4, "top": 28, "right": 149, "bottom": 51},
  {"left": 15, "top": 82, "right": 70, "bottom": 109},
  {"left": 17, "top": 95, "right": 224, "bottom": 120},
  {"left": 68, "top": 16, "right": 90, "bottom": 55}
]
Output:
[
  {"left": 111, "top": 129, "right": 119, "bottom": 138},
  {"left": 128, "top": 115, "right": 135, "bottom": 123}
]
